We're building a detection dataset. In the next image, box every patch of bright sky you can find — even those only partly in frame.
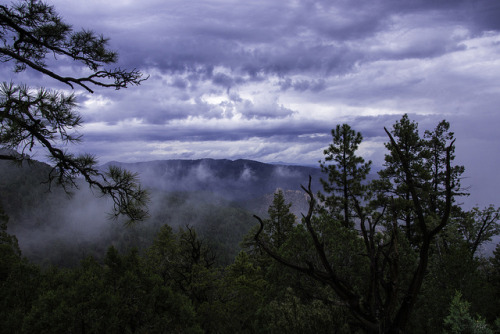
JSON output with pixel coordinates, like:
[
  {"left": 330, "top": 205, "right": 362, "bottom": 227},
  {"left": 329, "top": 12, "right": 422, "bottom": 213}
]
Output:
[
  {"left": 82, "top": 95, "right": 113, "bottom": 112},
  {"left": 202, "top": 94, "right": 227, "bottom": 106},
  {"left": 149, "top": 138, "right": 267, "bottom": 158},
  {"left": 147, "top": 138, "right": 325, "bottom": 164},
  {"left": 358, "top": 140, "right": 386, "bottom": 166},
  {"left": 448, "top": 33, "right": 500, "bottom": 74}
]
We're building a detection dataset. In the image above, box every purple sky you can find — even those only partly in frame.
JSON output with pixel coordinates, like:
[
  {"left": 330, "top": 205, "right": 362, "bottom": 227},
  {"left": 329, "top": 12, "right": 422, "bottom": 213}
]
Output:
[{"left": 3, "top": 0, "right": 500, "bottom": 207}]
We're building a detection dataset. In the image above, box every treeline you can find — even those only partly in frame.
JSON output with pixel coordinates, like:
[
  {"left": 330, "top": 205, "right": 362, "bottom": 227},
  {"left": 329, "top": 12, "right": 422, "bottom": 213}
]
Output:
[
  {"left": 0, "top": 208, "right": 344, "bottom": 334},
  {"left": 1, "top": 191, "right": 499, "bottom": 333}
]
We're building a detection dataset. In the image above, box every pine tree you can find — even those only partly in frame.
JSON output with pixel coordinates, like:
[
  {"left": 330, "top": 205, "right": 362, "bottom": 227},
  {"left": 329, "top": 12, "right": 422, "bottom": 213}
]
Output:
[
  {"left": 254, "top": 116, "right": 462, "bottom": 333},
  {"left": 0, "top": 0, "right": 148, "bottom": 222},
  {"left": 264, "top": 189, "right": 297, "bottom": 249},
  {"left": 319, "top": 124, "right": 371, "bottom": 228}
]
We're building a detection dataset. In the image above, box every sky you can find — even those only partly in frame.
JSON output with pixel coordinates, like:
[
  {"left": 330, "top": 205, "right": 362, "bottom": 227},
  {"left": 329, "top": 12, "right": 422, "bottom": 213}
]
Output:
[{"left": 3, "top": 0, "right": 500, "bottom": 207}]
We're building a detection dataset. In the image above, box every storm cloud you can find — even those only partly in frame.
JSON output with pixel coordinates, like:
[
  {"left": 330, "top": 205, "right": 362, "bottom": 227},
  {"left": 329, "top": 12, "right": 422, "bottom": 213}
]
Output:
[{"left": 4, "top": 0, "right": 500, "bottom": 207}]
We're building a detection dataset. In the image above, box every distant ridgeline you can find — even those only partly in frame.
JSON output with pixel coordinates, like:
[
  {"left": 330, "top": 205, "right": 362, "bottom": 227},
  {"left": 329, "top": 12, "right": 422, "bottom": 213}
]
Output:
[{"left": 103, "top": 158, "right": 324, "bottom": 207}]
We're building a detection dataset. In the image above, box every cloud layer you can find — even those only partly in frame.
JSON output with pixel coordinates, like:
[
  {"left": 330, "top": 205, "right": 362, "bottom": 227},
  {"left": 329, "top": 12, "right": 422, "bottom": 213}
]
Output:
[{"left": 4, "top": 0, "right": 500, "bottom": 206}]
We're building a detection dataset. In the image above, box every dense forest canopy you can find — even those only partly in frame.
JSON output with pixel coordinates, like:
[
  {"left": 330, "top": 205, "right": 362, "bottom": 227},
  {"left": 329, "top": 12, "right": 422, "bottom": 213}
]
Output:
[{"left": 1, "top": 1, "right": 499, "bottom": 333}]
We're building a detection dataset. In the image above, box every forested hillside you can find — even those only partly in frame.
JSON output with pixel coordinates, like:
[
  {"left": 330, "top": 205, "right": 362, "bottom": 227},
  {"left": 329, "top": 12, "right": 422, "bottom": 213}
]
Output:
[
  {"left": 104, "top": 158, "right": 323, "bottom": 208},
  {"left": 0, "top": 155, "right": 316, "bottom": 266}
]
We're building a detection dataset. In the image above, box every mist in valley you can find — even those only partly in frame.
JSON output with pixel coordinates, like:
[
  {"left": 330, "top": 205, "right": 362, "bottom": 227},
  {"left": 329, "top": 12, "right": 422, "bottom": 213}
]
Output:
[{"left": 0, "top": 157, "right": 320, "bottom": 266}]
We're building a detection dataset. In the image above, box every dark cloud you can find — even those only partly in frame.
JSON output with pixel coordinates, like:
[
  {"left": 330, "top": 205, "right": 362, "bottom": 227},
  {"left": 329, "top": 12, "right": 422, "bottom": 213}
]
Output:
[
  {"left": 279, "top": 78, "right": 327, "bottom": 92},
  {"left": 50, "top": 0, "right": 500, "bottom": 73},
  {"left": 470, "top": 1, "right": 500, "bottom": 31},
  {"left": 6, "top": 0, "right": 500, "bottom": 207},
  {"left": 106, "top": 0, "right": 498, "bottom": 78}
]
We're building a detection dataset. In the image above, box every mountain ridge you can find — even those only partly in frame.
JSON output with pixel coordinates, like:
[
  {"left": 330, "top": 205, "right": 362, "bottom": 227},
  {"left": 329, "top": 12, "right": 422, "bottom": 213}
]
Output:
[{"left": 102, "top": 158, "right": 324, "bottom": 204}]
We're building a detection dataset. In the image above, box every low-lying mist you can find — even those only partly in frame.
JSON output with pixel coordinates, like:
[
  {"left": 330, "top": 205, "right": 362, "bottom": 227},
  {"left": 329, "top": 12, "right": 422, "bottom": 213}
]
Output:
[
  {"left": 1, "top": 158, "right": 319, "bottom": 266},
  {"left": 105, "top": 159, "right": 323, "bottom": 204}
]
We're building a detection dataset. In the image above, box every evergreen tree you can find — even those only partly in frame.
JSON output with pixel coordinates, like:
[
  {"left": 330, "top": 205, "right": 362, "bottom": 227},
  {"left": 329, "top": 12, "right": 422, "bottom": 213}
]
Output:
[
  {"left": 264, "top": 189, "right": 297, "bottom": 249},
  {"left": 0, "top": 207, "right": 21, "bottom": 281},
  {"left": 424, "top": 120, "right": 466, "bottom": 215},
  {"left": 254, "top": 116, "right": 464, "bottom": 333},
  {"left": 0, "top": 0, "right": 148, "bottom": 222},
  {"left": 443, "top": 291, "right": 493, "bottom": 334},
  {"left": 376, "top": 114, "right": 428, "bottom": 242},
  {"left": 0, "top": 207, "right": 43, "bottom": 333},
  {"left": 319, "top": 124, "right": 372, "bottom": 228}
]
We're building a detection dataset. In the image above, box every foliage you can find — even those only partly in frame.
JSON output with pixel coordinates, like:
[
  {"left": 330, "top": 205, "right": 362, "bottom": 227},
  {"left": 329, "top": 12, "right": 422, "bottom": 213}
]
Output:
[
  {"left": 443, "top": 291, "right": 493, "bottom": 334},
  {"left": 457, "top": 206, "right": 500, "bottom": 257},
  {"left": 0, "top": 207, "right": 42, "bottom": 333},
  {"left": 0, "top": 0, "right": 148, "bottom": 223},
  {"left": 319, "top": 123, "right": 371, "bottom": 228},
  {"left": 253, "top": 114, "right": 499, "bottom": 333},
  {"left": 16, "top": 246, "right": 202, "bottom": 334},
  {"left": 0, "top": 199, "right": 498, "bottom": 333},
  {"left": 0, "top": 205, "right": 21, "bottom": 280},
  {"left": 217, "top": 251, "right": 268, "bottom": 332}
]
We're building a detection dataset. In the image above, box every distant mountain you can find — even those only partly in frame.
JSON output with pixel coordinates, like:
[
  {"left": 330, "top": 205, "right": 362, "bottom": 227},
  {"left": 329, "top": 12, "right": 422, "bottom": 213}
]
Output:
[{"left": 104, "top": 158, "right": 324, "bottom": 206}]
